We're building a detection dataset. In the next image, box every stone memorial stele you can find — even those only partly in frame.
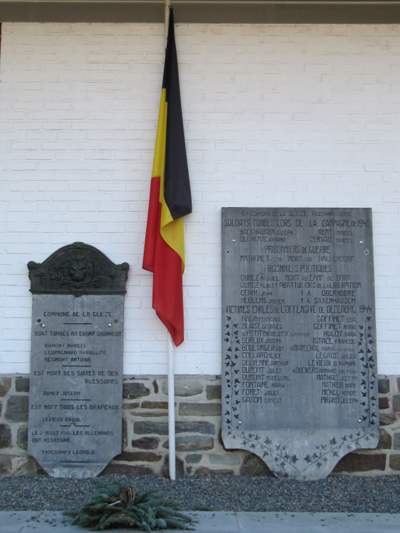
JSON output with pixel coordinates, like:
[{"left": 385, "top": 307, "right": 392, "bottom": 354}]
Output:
[
  {"left": 221, "top": 208, "right": 379, "bottom": 480},
  {"left": 27, "top": 242, "right": 129, "bottom": 478}
]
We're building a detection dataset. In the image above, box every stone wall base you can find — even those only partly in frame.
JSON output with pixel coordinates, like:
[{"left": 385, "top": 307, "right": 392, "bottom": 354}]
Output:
[{"left": 0, "top": 374, "right": 398, "bottom": 476}]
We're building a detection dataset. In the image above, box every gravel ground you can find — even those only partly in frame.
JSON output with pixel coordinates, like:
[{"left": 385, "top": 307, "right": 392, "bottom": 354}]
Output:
[{"left": 0, "top": 475, "right": 399, "bottom": 513}]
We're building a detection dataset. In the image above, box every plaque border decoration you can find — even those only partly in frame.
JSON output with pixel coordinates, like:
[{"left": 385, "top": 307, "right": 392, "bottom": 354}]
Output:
[
  {"left": 223, "top": 311, "right": 378, "bottom": 478},
  {"left": 28, "top": 242, "right": 129, "bottom": 296}
]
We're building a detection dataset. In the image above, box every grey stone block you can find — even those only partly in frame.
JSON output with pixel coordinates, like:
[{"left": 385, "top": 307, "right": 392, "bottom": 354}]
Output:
[
  {"left": 0, "top": 378, "right": 11, "bottom": 398},
  {"left": 5, "top": 396, "right": 28, "bottom": 422},
  {"left": 240, "top": 454, "right": 272, "bottom": 476},
  {"left": 131, "top": 437, "right": 160, "bottom": 450},
  {"left": 123, "top": 382, "right": 150, "bottom": 399},
  {"left": 392, "top": 394, "right": 400, "bottom": 412},
  {"left": 379, "top": 397, "right": 389, "bottom": 410},
  {"left": 0, "top": 455, "right": 12, "bottom": 474},
  {"left": 335, "top": 453, "right": 386, "bottom": 472},
  {"left": 380, "top": 413, "right": 396, "bottom": 426},
  {"left": 134, "top": 422, "right": 169, "bottom": 435},
  {"left": 15, "top": 377, "right": 29, "bottom": 393},
  {"left": 123, "top": 402, "right": 140, "bottom": 410},
  {"left": 141, "top": 401, "right": 168, "bottom": 410},
  {"left": 206, "top": 385, "right": 221, "bottom": 400},
  {"left": 164, "top": 436, "right": 214, "bottom": 452},
  {"left": 379, "top": 429, "right": 392, "bottom": 450},
  {"left": 134, "top": 421, "right": 215, "bottom": 436},
  {"left": 152, "top": 379, "right": 159, "bottom": 394},
  {"left": 13, "top": 456, "right": 38, "bottom": 475},
  {"left": 115, "top": 451, "right": 162, "bottom": 462},
  {"left": 102, "top": 464, "right": 153, "bottom": 475},
  {"left": 123, "top": 418, "right": 127, "bottom": 448},
  {"left": 378, "top": 378, "right": 390, "bottom": 394},
  {"left": 134, "top": 412, "right": 168, "bottom": 418},
  {"left": 177, "top": 421, "right": 216, "bottom": 435},
  {"left": 0, "top": 424, "right": 12, "bottom": 448},
  {"left": 195, "top": 467, "right": 234, "bottom": 475},
  {"left": 162, "top": 378, "right": 203, "bottom": 397},
  {"left": 179, "top": 403, "right": 221, "bottom": 417},
  {"left": 209, "top": 453, "right": 241, "bottom": 466},
  {"left": 17, "top": 425, "right": 28, "bottom": 450},
  {"left": 185, "top": 454, "right": 202, "bottom": 464},
  {"left": 389, "top": 454, "right": 400, "bottom": 471},
  {"left": 393, "top": 432, "right": 400, "bottom": 450}
]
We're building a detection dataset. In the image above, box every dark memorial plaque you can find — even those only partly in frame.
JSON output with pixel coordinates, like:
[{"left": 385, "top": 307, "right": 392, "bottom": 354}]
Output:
[
  {"left": 222, "top": 208, "right": 378, "bottom": 480},
  {"left": 27, "top": 243, "right": 129, "bottom": 478}
]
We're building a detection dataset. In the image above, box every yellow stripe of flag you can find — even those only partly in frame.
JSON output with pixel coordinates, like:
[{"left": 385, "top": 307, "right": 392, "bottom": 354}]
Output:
[{"left": 151, "top": 88, "right": 185, "bottom": 270}]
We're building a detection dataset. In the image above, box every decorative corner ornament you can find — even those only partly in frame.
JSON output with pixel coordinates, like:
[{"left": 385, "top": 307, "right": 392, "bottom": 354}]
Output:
[{"left": 28, "top": 242, "right": 129, "bottom": 296}]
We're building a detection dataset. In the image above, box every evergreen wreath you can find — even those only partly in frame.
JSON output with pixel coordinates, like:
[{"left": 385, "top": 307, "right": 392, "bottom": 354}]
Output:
[{"left": 68, "top": 483, "right": 194, "bottom": 531}]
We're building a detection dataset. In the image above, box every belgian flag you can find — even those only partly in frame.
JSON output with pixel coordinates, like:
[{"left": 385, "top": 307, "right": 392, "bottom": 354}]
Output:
[{"left": 143, "top": 10, "right": 192, "bottom": 347}]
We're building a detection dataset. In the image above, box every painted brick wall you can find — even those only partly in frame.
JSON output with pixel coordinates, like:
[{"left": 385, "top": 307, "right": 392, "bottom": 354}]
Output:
[{"left": 1, "top": 23, "right": 400, "bottom": 375}]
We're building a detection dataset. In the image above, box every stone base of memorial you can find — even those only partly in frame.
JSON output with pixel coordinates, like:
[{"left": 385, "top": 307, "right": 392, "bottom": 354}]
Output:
[
  {"left": 27, "top": 243, "right": 129, "bottom": 478},
  {"left": 221, "top": 208, "right": 379, "bottom": 480},
  {"left": 0, "top": 373, "right": 397, "bottom": 477}
]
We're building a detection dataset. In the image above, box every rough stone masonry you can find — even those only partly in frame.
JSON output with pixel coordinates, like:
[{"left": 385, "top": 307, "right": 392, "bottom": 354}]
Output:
[{"left": 0, "top": 374, "right": 398, "bottom": 477}]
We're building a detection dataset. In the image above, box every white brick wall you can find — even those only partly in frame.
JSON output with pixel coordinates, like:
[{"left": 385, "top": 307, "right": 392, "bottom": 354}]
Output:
[{"left": 1, "top": 23, "right": 400, "bottom": 375}]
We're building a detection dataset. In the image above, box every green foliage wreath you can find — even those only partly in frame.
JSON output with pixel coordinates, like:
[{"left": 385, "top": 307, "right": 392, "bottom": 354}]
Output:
[{"left": 68, "top": 483, "right": 194, "bottom": 531}]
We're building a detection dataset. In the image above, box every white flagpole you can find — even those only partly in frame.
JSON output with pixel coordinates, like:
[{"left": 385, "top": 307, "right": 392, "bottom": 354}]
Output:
[
  {"left": 167, "top": 335, "right": 176, "bottom": 480},
  {"left": 164, "top": 0, "right": 176, "bottom": 482}
]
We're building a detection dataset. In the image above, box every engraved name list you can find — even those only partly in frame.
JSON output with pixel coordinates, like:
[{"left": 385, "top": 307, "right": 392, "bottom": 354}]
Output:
[{"left": 221, "top": 208, "right": 378, "bottom": 479}]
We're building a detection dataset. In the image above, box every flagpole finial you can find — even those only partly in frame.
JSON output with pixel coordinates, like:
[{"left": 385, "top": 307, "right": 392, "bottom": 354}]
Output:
[{"left": 164, "top": 0, "right": 171, "bottom": 34}]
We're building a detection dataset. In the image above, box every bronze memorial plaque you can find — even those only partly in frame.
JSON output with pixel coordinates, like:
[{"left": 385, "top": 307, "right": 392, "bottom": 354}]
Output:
[
  {"left": 221, "top": 208, "right": 378, "bottom": 480},
  {"left": 27, "top": 243, "right": 129, "bottom": 478}
]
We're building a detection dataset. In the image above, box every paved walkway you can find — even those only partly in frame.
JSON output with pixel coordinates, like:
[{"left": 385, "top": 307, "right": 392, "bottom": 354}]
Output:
[{"left": 1, "top": 511, "right": 400, "bottom": 532}]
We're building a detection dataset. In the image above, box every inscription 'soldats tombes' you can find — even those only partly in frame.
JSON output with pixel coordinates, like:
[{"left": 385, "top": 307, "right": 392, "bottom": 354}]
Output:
[{"left": 221, "top": 208, "right": 378, "bottom": 480}]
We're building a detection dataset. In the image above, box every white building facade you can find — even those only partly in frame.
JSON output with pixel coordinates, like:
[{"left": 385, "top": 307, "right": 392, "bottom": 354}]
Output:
[{"left": 0, "top": 2, "right": 399, "bottom": 475}]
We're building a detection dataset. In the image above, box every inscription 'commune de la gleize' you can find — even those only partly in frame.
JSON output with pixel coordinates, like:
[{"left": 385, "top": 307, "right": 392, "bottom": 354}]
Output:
[{"left": 28, "top": 243, "right": 129, "bottom": 478}]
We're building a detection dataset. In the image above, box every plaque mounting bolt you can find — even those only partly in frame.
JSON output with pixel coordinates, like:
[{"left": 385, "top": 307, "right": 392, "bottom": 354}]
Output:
[
  {"left": 107, "top": 323, "right": 112, "bottom": 327},
  {"left": 358, "top": 418, "right": 362, "bottom": 423},
  {"left": 364, "top": 249, "right": 370, "bottom": 256},
  {"left": 41, "top": 323, "right": 46, "bottom": 328}
]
